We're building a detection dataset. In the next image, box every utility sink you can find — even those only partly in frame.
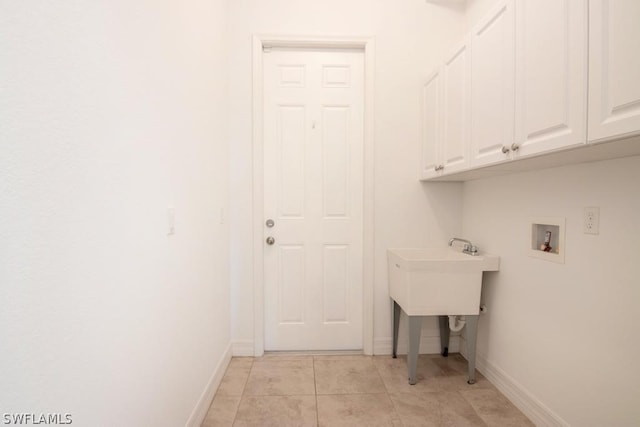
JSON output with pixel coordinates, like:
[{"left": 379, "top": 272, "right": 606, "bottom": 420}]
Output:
[
  {"left": 388, "top": 248, "right": 500, "bottom": 316},
  {"left": 387, "top": 246, "right": 500, "bottom": 385}
]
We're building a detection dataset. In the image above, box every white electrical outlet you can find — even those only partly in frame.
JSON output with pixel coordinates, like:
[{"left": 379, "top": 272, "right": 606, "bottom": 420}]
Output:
[{"left": 583, "top": 207, "right": 599, "bottom": 235}]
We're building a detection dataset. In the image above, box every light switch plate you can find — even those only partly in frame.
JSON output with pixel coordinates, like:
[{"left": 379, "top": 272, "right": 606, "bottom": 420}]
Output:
[{"left": 168, "top": 207, "right": 175, "bottom": 235}]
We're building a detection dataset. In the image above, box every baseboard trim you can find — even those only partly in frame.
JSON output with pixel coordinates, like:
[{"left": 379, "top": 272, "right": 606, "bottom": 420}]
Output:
[
  {"left": 373, "top": 336, "right": 460, "bottom": 355},
  {"left": 474, "top": 352, "right": 569, "bottom": 427},
  {"left": 232, "top": 340, "right": 255, "bottom": 357},
  {"left": 185, "top": 342, "right": 232, "bottom": 427}
]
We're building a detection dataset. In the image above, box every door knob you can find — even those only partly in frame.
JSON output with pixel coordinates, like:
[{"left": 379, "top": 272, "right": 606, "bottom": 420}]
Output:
[
  {"left": 265, "top": 219, "right": 275, "bottom": 228},
  {"left": 266, "top": 236, "right": 275, "bottom": 245},
  {"left": 501, "top": 146, "right": 510, "bottom": 154}
]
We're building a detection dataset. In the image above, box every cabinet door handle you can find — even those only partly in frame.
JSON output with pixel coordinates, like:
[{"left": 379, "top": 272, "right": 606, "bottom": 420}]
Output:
[
  {"left": 501, "top": 146, "right": 510, "bottom": 154},
  {"left": 511, "top": 143, "right": 520, "bottom": 152}
]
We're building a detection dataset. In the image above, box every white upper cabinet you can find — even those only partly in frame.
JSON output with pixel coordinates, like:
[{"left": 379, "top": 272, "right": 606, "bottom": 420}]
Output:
[
  {"left": 420, "top": 68, "right": 442, "bottom": 179},
  {"left": 513, "top": 0, "right": 588, "bottom": 158},
  {"left": 421, "top": 0, "right": 640, "bottom": 181},
  {"left": 419, "top": 39, "right": 470, "bottom": 179},
  {"left": 442, "top": 39, "right": 471, "bottom": 173},
  {"left": 588, "top": 0, "right": 640, "bottom": 143},
  {"left": 470, "top": 0, "right": 515, "bottom": 167}
]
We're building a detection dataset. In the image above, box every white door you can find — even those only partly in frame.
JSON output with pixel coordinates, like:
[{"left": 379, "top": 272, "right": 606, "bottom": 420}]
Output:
[
  {"left": 514, "top": 0, "right": 587, "bottom": 156},
  {"left": 470, "top": 0, "right": 515, "bottom": 167},
  {"left": 588, "top": 0, "right": 640, "bottom": 143},
  {"left": 262, "top": 47, "right": 364, "bottom": 351}
]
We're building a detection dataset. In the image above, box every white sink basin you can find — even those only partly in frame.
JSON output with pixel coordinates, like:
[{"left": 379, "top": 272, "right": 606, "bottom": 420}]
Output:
[{"left": 388, "top": 248, "right": 499, "bottom": 316}]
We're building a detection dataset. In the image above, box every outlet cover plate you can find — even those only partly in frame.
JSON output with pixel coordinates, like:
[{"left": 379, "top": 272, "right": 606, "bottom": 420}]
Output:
[{"left": 584, "top": 207, "right": 600, "bottom": 235}]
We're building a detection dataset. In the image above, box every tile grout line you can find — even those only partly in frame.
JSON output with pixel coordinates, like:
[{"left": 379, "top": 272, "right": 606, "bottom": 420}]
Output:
[
  {"left": 313, "top": 356, "right": 319, "bottom": 427},
  {"left": 233, "top": 358, "right": 254, "bottom": 426},
  {"left": 376, "top": 357, "right": 406, "bottom": 427},
  {"left": 372, "top": 355, "right": 395, "bottom": 396}
]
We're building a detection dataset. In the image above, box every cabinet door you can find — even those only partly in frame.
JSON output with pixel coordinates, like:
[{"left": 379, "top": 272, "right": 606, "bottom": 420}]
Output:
[
  {"left": 470, "top": 0, "right": 515, "bottom": 167},
  {"left": 514, "top": 0, "right": 587, "bottom": 157},
  {"left": 588, "top": 0, "right": 640, "bottom": 142},
  {"left": 442, "top": 39, "right": 470, "bottom": 174},
  {"left": 420, "top": 68, "right": 442, "bottom": 180}
]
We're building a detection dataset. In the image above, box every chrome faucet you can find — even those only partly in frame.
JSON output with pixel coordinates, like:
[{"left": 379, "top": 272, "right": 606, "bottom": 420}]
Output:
[{"left": 448, "top": 237, "right": 479, "bottom": 256}]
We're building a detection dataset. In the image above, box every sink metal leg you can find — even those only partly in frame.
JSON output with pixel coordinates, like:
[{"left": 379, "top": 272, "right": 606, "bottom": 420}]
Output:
[
  {"left": 465, "top": 315, "right": 479, "bottom": 384},
  {"left": 407, "top": 316, "right": 422, "bottom": 385},
  {"left": 438, "top": 315, "right": 450, "bottom": 357},
  {"left": 392, "top": 300, "right": 400, "bottom": 358}
]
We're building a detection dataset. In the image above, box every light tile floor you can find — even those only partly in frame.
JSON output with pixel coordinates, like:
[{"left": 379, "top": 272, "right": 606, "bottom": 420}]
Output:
[{"left": 201, "top": 354, "right": 534, "bottom": 427}]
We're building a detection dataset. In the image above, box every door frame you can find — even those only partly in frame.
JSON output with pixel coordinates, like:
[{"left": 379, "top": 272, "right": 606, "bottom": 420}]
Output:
[{"left": 252, "top": 34, "right": 375, "bottom": 356}]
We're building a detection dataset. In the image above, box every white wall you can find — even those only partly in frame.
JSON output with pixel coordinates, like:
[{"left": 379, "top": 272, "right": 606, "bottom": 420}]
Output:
[
  {"left": 227, "top": 0, "right": 467, "bottom": 355},
  {"left": 462, "top": 156, "right": 640, "bottom": 426},
  {"left": 0, "top": 1, "right": 230, "bottom": 425}
]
